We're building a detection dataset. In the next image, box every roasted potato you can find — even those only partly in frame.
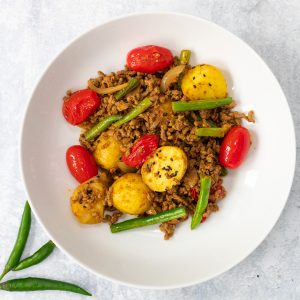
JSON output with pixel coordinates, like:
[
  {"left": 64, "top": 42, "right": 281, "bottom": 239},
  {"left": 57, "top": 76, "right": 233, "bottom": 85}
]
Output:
[
  {"left": 111, "top": 173, "right": 152, "bottom": 215},
  {"left": 181, "top": 64, "right": 227, "bottom": 100},
  {"left": 93, "top": 132, "right": 122, "bottom": 170},
  {"left": 141, "top": 146, "right": 188, "bottom": 192},
  {"left": 70, "top": 175, "right": 107, "bottom": 224}
]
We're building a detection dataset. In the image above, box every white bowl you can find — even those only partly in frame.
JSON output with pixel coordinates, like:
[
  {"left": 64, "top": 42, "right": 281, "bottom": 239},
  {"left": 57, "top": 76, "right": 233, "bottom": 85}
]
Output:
[{"left": 20, "top": 13, "right": 296, "bottom": 289}]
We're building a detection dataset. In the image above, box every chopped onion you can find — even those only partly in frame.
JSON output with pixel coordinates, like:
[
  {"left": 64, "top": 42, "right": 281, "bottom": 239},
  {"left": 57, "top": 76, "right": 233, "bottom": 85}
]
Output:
[
  {"left": 160, "top": 65, "right": 186, "bottom": 93},
  {"left": 88, "top": 80, "right": 128, "bottom": 94}
]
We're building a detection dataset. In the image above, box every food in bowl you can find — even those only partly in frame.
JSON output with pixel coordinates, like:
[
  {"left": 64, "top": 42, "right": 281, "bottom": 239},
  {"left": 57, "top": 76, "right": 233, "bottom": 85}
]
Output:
[{"left": 63, "top": 45, "right": 255, "bottom": 239}]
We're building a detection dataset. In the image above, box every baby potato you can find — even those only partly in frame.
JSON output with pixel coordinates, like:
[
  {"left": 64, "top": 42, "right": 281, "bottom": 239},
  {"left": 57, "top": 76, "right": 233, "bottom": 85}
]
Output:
[
  {"left": 93, "top": 132, "right": 122, "bottom": 170},
  {"left": 181, "top": 64, "right": 227, "bottom": 100},
  {"left": 141, "top": 146, "right": 188, "bottom": 192},
  {"left": 70, "top": 176, "right": 107, "bottom": 224},
  {"left": 111, "top": 173, "right": 152, "bottom": 215}
]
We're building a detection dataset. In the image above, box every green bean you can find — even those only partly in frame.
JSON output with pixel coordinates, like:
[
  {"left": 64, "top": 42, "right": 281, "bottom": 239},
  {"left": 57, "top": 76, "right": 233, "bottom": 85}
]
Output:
[
  {"left": 172, "top": 98, "right": 232, "bottom": 112},
  {"left": 13, "top": 240, "right": 55, "bottom": 271},
  {"left": 220, "top": 166, "right": 228, "bottom": 177},
  {"left": 0, "top": 277, "right": 91, "bottom": 296},
  {"left": 111, "top": 207, "right": 187, "bottom": 233},
  {"left": 113, "top": 97, "right": 152, "bottom": 127},
  {"left": 115, "top": 78, "right": 139, "bottom": 100},
  {"left": 196, "top": 128, "right": 224, "bottom": 137},
  {"left": 207, "top": 119, "right": 217, "bottom": 127},
  {"left": 0, "top": 202, "right": 31, "bottom": 281},
  {"left": 179, "top": 49, "right": 191, "bottom": 65},
  {"left": 191, "top": 176, "right": 211, "bottom": 230},
  {"left": 84, "top": 115, "right": 122, "bottom": 141}
]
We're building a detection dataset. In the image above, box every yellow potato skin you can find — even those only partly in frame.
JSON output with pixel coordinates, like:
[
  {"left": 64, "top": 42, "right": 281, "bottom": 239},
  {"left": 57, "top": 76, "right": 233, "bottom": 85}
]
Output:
[
  {"left": 141, "top": 146, "right": 188, "bottom": 192},
  {"left": 181, "top": 64, "right": 227, "bottom": 100},
  {"left": 111, "top": 173, "right": 152, "bottom": 215},
  {"left": 70, "top": 176, "right": 107, "bottom": 224},
  {"left": 93, "top": 133, "right": 122, "bottom": 170}
]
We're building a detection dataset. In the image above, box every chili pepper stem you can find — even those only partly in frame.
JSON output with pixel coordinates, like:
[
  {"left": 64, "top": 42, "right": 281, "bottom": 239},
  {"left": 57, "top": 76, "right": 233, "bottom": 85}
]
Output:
[
  {"left": 0, "top": 281, "right": 8, "bottom": 290},
  {"left": 0, "top": 270, "right": 8, "bottom": 282}
]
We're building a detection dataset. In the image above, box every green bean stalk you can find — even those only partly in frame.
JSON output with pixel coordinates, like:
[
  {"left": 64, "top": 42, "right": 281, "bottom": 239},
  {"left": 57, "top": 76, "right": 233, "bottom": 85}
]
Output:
[
  {"left": 179, "top": 49, "right": 191, "bottom": 65},
  {"left": 13, "top": 240, "right": 55, "bottom": 271},
  {"left": 111, "top": 207, "right": 187, "bottom": 233},
  {"left": 115, "top": 78, "right": 139, "bottom": 100},
  {"left": 172, "top": 98, "right": 232, "bottom": 112},
  {"left": 114, "top": 97, "right": 152, "bottom": 127},
  {"left": 196, "top": 128, "right": 225, "bottom": 137},
  {"left": 0, "top": 202, "right": 31, "bottom": 281},
  {"left": 0, "top": 277, "right": 91, "bottom": 296},
  {"left": 84, "top": 115, "right": 122, "bottom": 141},
  {"left": 191, "top": 176, "right": 211, "bottom": 230}
]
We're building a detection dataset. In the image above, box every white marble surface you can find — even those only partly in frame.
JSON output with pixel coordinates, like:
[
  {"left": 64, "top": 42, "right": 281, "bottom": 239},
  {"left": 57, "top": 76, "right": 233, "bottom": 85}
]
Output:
[{"left": 0, "top": 0, "right": 299, "bottom": 299}]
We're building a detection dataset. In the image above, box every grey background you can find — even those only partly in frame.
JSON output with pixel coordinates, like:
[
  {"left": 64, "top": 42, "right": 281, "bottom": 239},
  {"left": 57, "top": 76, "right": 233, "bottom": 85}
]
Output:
[{"left": 0, "top": 0, "right": 299, "bottom": 299}]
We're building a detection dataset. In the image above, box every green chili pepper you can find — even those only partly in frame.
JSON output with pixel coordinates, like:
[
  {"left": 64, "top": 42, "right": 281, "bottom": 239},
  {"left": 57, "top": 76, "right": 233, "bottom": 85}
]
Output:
[
  {"left": 196, "top": 128, "right": 224, "bottom": 137},
  {"left": 220, "top": 166, "right": 228, "bottom": 177},
  {"left": 0, "top": 277, "right": 91, "bottom": 296},
  {"left": 172, "top": 98, "right": 232, "bottom": 112},
  {"left": 191, "top": 176, "right": 211, "bottom": 230},
  {"left": 115, "top": 78, "right": 139, "bottom": 100},
  {"left": 13, "top": 240, "right": 55, "bottom": 271},
  {"left": 84, "top": 115, "right": 122, "bottom": 141},
  {"left": 179, "top": 49, "right": 191, "bottom": 65},
  {"left": 113, "top": 97, "right": 152, "bottom": 127},
  {"left": 111, "top": 207, "right": 187, "bottom": 233},
  {"left": 0, "top": 202, "right": 31, "bottom": 281}
]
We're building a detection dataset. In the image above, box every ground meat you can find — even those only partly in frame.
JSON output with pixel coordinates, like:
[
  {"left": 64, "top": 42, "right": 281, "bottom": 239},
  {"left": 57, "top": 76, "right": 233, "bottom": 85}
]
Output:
[{"left": 73, "top": 64, "right": 254, "bottom": 239}]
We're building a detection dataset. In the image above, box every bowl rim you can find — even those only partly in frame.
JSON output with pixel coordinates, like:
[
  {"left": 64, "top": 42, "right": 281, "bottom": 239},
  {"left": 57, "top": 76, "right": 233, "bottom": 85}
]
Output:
[{"left": 19, "top": 11, "right": 296, "bottom": 290}]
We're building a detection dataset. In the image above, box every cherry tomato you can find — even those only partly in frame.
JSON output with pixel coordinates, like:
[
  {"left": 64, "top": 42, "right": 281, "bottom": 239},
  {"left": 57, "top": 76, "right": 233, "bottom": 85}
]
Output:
[
  {"left": 219, "top": 126, "right": 250, "bottom": 169},
  {"left": 122, "top": 134, "right": 159, "bottom": 168},
  {"left": 62, "top": 89, "right": 100, "bottom": 125},
  {"left": 127, "top": 45, "right": 174, "bottom": 73},
  {"left": 66, "top": 145, "right": 98, "bottom": 183}
]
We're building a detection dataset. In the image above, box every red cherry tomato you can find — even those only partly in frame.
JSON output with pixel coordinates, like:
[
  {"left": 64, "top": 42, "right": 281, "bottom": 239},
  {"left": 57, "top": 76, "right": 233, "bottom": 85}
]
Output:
[
  {"left": 127, "top": 45, "right": 174, "bottom": 73},
  {"left": 122, "top": 134, "right": 159, "bottom": 168},
  {"left": 62, "top": 89, "right": 100, "bottom": 125},
  {"left": 219, "top": 126, "right": 250, "bottom": 169},
  {"left": 66, "top": 145, "right": 98, "bottom": 183}
]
